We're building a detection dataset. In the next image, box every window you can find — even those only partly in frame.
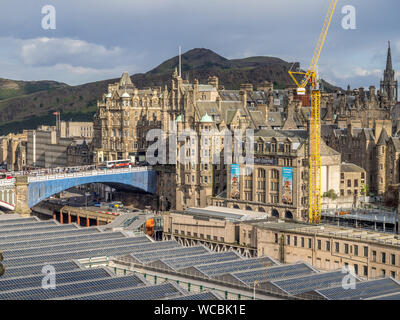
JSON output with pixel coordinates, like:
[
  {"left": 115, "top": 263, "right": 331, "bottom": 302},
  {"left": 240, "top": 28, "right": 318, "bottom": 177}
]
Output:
[
  {"left": 347, "top": 180, "right": 351, "bottom": 187},
  {"left": 187, "top": 231, "right": 191, "bottom": 236},
  {"left": 317, "top": 240, "right": 321, "bottom": 250},
  {"left": 301, "top": 237, "right": 305, "bottom": 247},
  {"left": 274, "top": 233, "right": 278, "bottom": 244},
  {"left": 354, "top": 264, "right": 358, "bottom": 275},
  {"left": 344, "top": 243, "right": 349, "bottom": 254},
  {"left": 194, "top": 232, "right": 198, "bottom": 237},
  {"left": 174, "top": 229, "right": 178, "bottom": 234},
  {"left": 213, "top": 236, "right": 217, "bottom": 241},
  {"left": 391, "top": 271, "right": 396, "bottom": 278},
  {"left": 354, "top": 245, "right": 358, "bottom": 256},
  {"left": 364, "top": 266, "right": 368, "bottom": 277},
  {"left": 382, "top": 252, "right": 386, "bottom": 264},
  {"left": 287, "top": 235, "right": 290, "bottom": 245},
  {"left": 364, "top": 246, "right": 368, "bottom": 257},
  {"left": 392, "top": 254, "right": 396, "bottom": 266},
  {"left": 326, "top": 241, "right": 330, "bottom": 251},
  {"left": 335, "top": 242, "right": 339, "bottom": 253},
  {"left": 207, "top": 235, "right": 211, "bottom": 240},
  {"left": 294, "top": 236, "right": 297, "bottom": 246},
  {"left": 200, "top": 234, "right": 204, "bottom": 239},
  {"left": 308, "top": 238, "right": 312, "bottom": 249},
  {"left": 382, "top": 269, "right": 386, "bottom": 276},
  {"left": 220, "top": 237, "right": 225, "bottom": 242},
  {"left": 372, "top": 250, "right": 377, "bottom": 262},
  {"left": 181, "top": 230, "right": 185, "bottom": 235}
]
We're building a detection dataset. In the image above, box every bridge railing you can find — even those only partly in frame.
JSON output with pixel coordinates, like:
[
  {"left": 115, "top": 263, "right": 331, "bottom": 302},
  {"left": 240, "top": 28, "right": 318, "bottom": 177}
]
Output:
[
  {"left": 27, "top": 166, "right": 152, "bottom": 182},
  {"left": 0, "top": 179, "right": 15, "bottom": 186}
]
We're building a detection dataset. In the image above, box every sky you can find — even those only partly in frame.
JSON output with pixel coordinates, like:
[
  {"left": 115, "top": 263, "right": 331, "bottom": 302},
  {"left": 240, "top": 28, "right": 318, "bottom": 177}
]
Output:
[{"left": 0, "top": 0, "right": 398, "bottom": 89}]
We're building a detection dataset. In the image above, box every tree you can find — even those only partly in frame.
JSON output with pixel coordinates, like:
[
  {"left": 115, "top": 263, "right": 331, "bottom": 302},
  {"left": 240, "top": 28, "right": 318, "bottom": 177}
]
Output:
[
  {"left": 361, "top": 184, "right": 369, "bottom": 196},
  {"left": 323, "top": 189, "right": 338, "bottom": 200}
]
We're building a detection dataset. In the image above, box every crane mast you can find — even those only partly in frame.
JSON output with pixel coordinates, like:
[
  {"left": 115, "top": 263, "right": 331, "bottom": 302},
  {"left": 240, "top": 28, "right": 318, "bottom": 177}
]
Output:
[{"left": 288, "top": 0, "right": 338, "bottom": 224}]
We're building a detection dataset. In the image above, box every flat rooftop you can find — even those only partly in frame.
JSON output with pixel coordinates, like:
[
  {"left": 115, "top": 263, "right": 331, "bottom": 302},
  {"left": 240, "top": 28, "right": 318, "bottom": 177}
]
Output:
[
  {"left": 184, "top": 206, "right": 268, "bottom": 221},
  {"left": 247, "top": 220, "right": 400, "bottom": 247}
]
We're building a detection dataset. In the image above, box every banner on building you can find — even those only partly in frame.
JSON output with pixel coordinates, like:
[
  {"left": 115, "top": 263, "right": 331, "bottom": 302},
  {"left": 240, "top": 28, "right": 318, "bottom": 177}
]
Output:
[
  {"left": 282, "top": 167, "right": 293, "bottom": 205},
  {"left": 230, "top": 164, "right": 240, "bottom": 200}
]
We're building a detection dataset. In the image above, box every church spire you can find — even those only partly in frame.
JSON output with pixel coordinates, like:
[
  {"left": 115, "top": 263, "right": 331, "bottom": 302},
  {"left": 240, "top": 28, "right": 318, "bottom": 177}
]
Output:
[
  {"left": 386, "top": 41, "right": 393, "bottom": 72},
  {"left": 381, "top": 41, "right": 398, "bottom": 104}
]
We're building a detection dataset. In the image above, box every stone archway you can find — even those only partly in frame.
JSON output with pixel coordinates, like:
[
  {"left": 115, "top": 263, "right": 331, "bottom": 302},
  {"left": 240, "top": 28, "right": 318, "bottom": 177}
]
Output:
[
  {"left": 245, "top": 206, "right": 252, "bottom": 211},
  {"left": 272, "top": 209, "right": 279, "bottom": 218},
  {"left": 233, "top": 204, "right": 240, "bottom": 209},
  {"left": 258, "top": 207, "right": 265, "bottom": 212}
]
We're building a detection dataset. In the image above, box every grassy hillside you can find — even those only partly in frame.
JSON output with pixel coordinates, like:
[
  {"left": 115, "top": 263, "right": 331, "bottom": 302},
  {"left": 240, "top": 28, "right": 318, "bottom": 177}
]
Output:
[{"left": 0, "top": 78, "right": 66, "bottom": 101}]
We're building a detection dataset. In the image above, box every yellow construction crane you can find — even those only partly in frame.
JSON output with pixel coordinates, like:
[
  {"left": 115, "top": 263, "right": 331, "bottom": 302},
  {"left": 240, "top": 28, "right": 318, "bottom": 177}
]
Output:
[{"left": 289, "top": 0, "right": 338, "bottom": 224}]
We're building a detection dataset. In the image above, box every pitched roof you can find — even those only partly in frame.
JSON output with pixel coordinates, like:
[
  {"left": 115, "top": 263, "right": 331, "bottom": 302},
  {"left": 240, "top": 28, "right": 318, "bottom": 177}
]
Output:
[
  {"left": 377, "top": 127, "right": 389, "bottom": 145},
  {"left": 341, "top": 162, "right": 365, "bottom": 173}
]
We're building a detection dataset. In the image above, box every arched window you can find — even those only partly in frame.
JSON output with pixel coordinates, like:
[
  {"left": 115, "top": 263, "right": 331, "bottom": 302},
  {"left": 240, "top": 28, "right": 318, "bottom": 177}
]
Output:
[{"left": 285, "top": 211, "right": 293, "bottom": 219}]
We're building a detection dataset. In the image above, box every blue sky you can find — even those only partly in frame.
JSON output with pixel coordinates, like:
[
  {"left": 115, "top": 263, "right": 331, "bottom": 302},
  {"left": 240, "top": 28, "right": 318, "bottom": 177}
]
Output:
[{"left": 0, "top": 0, "right": 398, "bottom": 89}]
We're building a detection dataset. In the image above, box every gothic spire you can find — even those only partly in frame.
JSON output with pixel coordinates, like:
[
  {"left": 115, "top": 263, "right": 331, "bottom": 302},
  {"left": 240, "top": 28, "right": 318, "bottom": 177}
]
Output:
[{"left": 386, "top": 40, "right": 393, "bottom": 72}]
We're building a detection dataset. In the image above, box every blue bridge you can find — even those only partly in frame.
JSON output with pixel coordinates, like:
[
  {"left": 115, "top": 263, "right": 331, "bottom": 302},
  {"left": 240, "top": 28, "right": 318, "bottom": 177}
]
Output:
[{"left": 0, "top": 167, "right": 157, "bottom": 213}]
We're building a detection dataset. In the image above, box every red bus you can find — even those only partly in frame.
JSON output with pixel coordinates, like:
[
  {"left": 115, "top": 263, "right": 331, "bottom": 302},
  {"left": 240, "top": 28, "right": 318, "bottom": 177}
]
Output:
[{"left": 104, "top": 159, "right": 132, "bottom": 169}]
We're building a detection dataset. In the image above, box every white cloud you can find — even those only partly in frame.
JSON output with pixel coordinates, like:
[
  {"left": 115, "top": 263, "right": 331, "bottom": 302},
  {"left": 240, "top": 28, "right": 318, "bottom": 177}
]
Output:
[
  {"left": 0, "top": 36, "right": 146, "bottom": 85},
  {"left": 20, "top": 37, "right": 123, "bottom": 67},
  {"left": 353, "top": 67, "right": 381, "bottom": 78}
]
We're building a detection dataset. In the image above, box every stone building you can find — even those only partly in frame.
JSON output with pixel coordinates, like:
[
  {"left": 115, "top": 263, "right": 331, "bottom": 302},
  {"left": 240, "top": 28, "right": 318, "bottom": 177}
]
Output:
[
  {"left": 322, "top": 119, "right": 396, "bottom": 197},
  {"left": 211, "top": 129, "right": 341, "bottom": 221},
  {"left": 0, "top": 132, "right": 27, "bottom": 171},
  {"left": 38, "top": 121, "right": 93, "bottom": 139},
  {"left": 92, "top": 72, "right": 164, "bottom": 163},
  {"left": 26, "top": 127, "right": 93, "bottom": 169},
  {"left": 339, "top": 162, "right": 366, "bottom": 198},
  {"left": 244, "top": 220, "right": 400, "bottom": 280},
  {"left": 66, "top": 140, "right": 91, "bottom": 167},
  {"left": 93, "top": 71, "right": 293, "bottom": 212},
  {"left": 164, "top": 207, "right": 400, "bottom": 280}
]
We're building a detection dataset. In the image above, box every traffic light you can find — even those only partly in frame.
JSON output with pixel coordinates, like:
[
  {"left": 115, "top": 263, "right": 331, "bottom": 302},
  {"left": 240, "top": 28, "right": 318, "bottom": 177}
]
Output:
[{"left": 0, "top": 250, "right": 4, "bottom": 277}]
